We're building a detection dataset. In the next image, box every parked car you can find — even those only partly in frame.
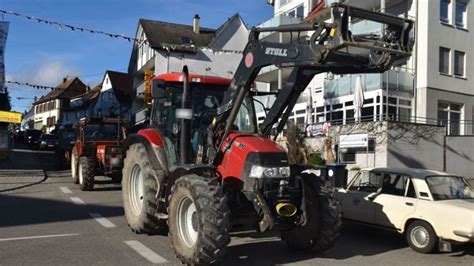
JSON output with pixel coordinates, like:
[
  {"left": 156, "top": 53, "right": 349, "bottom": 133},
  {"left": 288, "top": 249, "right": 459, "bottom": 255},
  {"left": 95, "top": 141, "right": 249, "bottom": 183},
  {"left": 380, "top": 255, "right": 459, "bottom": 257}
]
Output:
[
  {"left": 38, "top": 133, "right": 59, "bottom": 150},
  {"left": 336, "top": 167, "right": 474, "bottom": 253},
  {"left": 24, "top": 129, "right": 42, "bottom": 147}
]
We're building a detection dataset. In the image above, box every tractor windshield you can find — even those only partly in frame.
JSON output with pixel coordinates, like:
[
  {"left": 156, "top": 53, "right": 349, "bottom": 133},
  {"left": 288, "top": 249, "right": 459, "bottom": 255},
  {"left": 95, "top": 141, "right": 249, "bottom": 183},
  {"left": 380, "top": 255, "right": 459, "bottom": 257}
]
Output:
[
  {"left": 84, "top": 123, "right": 121, "bottom": 141},
  {"left": 152, "top": 83, "right": 227, "bottom": 166}
]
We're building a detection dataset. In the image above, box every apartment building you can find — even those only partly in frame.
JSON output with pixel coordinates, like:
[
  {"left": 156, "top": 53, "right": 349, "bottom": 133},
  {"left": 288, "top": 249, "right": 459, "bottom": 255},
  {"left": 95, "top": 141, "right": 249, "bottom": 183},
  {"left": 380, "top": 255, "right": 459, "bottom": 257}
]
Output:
[
  {"left": 259, "top": 0, "right": 473, "bottom": 137},
  {"left": 33, "top": 77, "right": 87, "bottom": 132}
]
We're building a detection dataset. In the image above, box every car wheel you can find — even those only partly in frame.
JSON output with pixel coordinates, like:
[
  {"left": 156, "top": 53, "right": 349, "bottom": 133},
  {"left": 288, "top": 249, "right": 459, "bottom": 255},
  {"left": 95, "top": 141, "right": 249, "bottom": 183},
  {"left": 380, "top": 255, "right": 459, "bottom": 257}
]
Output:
[{"left": 406, "top": 220, "right": 437, "bottom": 253}]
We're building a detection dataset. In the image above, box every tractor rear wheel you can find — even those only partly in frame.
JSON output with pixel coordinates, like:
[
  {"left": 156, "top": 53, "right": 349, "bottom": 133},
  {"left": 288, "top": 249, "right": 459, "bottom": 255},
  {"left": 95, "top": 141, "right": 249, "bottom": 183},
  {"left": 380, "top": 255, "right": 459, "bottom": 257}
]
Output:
[
  {"left": 78, "top": 157, "right": 95, "bottom": 191},
  {"left": 71, "top": 148, "right": 78, "bottom": 184},
  {"left": 281, "top": 173, "right": 342, "bottom": 252},
  {"left": 122, "top": 143, "right": 166, "bottom": 234},
  {"left": 168, "top": 175, "right": 230, "bottom": 265}
]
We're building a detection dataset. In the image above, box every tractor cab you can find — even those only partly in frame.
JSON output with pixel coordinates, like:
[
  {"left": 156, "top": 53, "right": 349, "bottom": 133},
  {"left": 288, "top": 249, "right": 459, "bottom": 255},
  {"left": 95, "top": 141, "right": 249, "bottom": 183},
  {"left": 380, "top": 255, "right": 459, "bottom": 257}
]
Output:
[{"left": 150, "top": 72, "right": 233, "bottom": 168}]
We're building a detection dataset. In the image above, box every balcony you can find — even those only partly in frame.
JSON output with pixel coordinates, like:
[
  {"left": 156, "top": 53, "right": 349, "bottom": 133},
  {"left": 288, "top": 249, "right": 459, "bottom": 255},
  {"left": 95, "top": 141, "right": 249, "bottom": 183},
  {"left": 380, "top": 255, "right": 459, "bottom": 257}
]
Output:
[
  {"left": 324, "top": 69, "right": 414, "bottom": 99},
  {"left": 257, "top": 15, "right": 302, "bottom": 41}
]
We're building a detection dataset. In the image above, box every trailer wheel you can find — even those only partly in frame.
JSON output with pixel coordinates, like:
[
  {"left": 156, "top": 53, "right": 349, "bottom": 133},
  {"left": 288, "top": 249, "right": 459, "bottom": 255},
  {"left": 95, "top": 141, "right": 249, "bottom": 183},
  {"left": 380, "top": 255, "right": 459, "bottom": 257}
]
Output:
[
  {"left": 78, "top": 157, "right": 95, "bottom": 191},
  {"left": 281, "top": 173, "right": 342, "bottom": 252},
  {"left": 71, "top": 148, "right": 78, "bottom": 184},
  {"left": 168, "top": 175, "right": 230, "bottom": 265},
  {"left": 122, "top": 143, "right": 166, "bottom": 234}
]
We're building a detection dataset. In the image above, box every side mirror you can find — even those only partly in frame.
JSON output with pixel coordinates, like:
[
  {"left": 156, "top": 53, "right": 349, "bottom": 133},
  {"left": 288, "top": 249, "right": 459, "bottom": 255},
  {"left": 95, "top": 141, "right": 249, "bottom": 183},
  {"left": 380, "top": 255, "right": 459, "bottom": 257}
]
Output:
[{"left": 151, "top": 80, "right": 166, "bottom": 99}]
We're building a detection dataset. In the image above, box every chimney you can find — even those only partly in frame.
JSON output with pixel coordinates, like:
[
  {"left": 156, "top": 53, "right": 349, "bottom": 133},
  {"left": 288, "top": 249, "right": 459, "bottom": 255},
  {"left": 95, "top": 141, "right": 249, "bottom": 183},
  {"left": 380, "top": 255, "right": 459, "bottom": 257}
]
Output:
[
  {"left": 193, "top": 14, "right": 200, "bottom": 34},
  {"left": 63, "top": 77, "right": 67, "bottom": 83}
]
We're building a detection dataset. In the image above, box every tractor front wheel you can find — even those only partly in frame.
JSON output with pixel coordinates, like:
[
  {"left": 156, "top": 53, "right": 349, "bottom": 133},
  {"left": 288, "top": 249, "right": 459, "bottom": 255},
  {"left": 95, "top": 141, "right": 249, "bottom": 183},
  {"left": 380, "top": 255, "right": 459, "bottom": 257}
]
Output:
[
  {"left": 78, "top": 157, "right": 95, "bottom": 191},
  {"left": 122, "top": 143, "right": 166, "bottom": 234},
  {"left": 281, "top": 173, "right": 342, "bottom": 252},
  {"left": 168, "top": 175, "right": 230, "bottom": 265}
]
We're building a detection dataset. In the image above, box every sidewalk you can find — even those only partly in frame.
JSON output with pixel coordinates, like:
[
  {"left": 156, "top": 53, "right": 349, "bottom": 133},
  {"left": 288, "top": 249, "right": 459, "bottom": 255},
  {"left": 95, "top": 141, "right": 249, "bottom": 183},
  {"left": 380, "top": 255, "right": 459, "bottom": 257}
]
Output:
[{"left": 0, "top": 149, "right": 57, "bottom": 171}]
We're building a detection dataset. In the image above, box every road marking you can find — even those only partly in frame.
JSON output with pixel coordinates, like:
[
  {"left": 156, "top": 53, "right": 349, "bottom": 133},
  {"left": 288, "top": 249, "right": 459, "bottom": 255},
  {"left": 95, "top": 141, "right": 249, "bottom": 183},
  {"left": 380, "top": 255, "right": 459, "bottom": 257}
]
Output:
[
  {"left": 124, "top": 240, "right": 168, "bottom": 264},
  {"left": 0, "top": 233, "right": 79, "bottom": 242},
  {"left": 60, "top": 187, "right": 72, "bottom": 194},
  {"left": 89, "top": 213, "right": 116, "bottom": 228},
  {"left": 70, "top": 197, "right": 85, "bottom": 205}
]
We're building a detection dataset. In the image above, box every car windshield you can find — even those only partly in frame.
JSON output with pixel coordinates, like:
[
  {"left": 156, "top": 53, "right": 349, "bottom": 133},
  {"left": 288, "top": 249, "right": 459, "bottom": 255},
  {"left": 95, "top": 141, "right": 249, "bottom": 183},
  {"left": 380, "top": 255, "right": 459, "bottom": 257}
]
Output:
[
  {"left": 84, "top": 124, "right": 120, "bottom": 141},
  {"left": 426, "top": 176, "right": 474, "bottom": 200}
]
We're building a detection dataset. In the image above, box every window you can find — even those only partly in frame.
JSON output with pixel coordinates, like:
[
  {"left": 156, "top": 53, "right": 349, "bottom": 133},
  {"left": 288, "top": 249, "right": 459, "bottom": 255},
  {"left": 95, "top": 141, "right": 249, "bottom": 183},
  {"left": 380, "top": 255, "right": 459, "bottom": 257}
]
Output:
[
  {"left": 288, "top": 5, "right": 304, "bottom": 19},
  {"left": 454, "top": 50, "right": 465, "bottom": 77},
  {"left": 439, "top": 47, "right": 451, "bottom": 74},
  {"left": 280, "top": 0, "right": 291, "bottom": 6},
  {"left": 181, "top": 36, "right": 194, "bottom": 45},
  {"left": 455, "top": 1, "right": 467, "bottom": 27},
  {"left": 440, "top": 0, "right": 450, "bottom": 22},
  {"left": 340, "top": 153, "right": 356, "bottom": 163},
  {"left": 438, "top": 102, "right": 462, "bottom": 135}
]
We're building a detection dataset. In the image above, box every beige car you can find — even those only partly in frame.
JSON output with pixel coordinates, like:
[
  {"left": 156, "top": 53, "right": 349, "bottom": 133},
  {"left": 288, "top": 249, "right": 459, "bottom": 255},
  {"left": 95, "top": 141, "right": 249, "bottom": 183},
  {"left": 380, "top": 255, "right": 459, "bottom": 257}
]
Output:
[{"left": 336, "top": 167, "right": 474, "bottom": 253}]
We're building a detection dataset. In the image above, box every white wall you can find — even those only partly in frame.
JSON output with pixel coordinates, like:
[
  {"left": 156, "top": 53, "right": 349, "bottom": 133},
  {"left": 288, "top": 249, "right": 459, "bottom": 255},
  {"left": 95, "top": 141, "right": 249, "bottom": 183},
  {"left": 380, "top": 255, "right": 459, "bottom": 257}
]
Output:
[
  {"left": 445, "top": 136, "right": 474, "bottom": 178},
  {"left": 416, "top": 0, "right": 474, "bottom": 121},
  {"left": 33, "top": 99, "right": 60, "bottom": 133}
]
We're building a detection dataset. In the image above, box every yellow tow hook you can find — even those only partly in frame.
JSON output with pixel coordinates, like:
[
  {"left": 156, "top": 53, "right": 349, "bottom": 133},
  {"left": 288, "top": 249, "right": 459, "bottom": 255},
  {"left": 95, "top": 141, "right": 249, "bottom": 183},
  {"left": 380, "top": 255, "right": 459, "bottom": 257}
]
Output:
[{"left": 275, "top": 201, "right": 297, "bottom": 217}]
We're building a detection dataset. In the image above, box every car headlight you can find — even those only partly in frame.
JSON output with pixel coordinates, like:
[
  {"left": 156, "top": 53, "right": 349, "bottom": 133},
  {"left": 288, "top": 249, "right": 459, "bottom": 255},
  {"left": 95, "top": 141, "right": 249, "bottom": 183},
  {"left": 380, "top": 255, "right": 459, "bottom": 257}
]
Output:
[
  {"left": 41, "top": 141, "right": 46, "bottom": 145},
  {"left": 249, "top": 165, "right": 290, "bottom": 178}
]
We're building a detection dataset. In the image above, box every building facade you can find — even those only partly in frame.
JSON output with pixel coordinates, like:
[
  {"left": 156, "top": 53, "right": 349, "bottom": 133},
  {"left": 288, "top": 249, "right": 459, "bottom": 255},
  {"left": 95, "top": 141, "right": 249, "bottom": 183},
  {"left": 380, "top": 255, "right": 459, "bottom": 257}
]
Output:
[
  {"left": 92, "top": 70, "right": 133, "bottom": 121},
  {"left": 61, "top": 86, "right": 100, "bottom": 127},
  {"left": 33, "top": 77, "right": 87, "bottom": 132},
  {"left": 261, "top": 0, "right": 474, "bottom": 134}
]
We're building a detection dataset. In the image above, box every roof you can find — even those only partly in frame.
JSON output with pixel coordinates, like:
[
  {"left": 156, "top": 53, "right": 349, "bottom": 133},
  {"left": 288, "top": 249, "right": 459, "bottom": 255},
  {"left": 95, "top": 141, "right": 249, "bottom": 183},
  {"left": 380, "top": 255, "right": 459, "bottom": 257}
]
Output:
[
  {"left": 33, "top": 77, "right": 87, "bottom": 105},
  {"left": 362, "top": 167, "right": 455, "bottom": 179},
  {"left": 63, "top": 86, "right": 101, "bottom": 111},
  {"left": 105, "top": 70, "right": 133, "bottom": 98},
  {"left": 153, "top": 72, "right": 232, "bottom": 86},
  {"left": 139, "top": 19, "right": 216, "bottom": 52}
]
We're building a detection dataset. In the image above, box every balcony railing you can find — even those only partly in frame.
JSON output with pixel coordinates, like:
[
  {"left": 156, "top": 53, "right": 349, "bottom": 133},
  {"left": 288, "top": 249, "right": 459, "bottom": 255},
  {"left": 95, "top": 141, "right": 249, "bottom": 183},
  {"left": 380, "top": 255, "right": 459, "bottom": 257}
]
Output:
[{"left": 324, "top": 70, "right": 414, "bottom": 98}]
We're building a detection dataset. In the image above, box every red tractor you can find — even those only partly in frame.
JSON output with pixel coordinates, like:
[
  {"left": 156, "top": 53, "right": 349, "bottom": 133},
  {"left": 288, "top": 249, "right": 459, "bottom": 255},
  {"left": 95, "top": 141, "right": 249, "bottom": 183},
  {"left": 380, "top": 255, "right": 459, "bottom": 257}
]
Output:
[
  {"left": 121, "top": 3, "right": 414, "bottom": 264},
  {"left": 71, "top": 117, "right": 126, "bottom": 190}
]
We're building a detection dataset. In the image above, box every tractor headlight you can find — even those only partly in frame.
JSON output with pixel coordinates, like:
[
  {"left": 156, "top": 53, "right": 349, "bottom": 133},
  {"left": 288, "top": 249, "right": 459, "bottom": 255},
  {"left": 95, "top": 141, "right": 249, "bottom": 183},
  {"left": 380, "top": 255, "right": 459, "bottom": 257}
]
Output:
[
  {"left": 106, "top": 147, "right": 122, "bottom": 153},
  {"left": 249, "top": 165, "right": 290, "bottom": 178}
]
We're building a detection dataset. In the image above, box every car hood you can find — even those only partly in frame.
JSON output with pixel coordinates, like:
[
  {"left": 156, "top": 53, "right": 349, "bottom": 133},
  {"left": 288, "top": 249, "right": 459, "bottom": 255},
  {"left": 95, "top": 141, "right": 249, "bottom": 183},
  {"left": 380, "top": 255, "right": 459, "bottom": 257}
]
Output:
[{"left": 438, "top": 199, "right": 474, "bottom": 211}]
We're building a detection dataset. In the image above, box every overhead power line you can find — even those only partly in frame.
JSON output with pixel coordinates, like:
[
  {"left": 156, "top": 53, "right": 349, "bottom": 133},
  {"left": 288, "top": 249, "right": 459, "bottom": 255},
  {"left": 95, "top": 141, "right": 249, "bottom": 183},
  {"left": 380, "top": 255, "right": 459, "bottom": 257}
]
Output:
[{"left": 0, "top": 9, "right": 244, "bottom": 55}]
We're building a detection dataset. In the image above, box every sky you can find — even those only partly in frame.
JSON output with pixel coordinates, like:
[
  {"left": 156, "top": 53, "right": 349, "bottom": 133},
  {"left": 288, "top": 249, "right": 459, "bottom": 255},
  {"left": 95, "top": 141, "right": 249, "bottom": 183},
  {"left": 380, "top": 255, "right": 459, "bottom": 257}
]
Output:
[{"left": 0, "top": 0, "right": 274, "bottom": 112}]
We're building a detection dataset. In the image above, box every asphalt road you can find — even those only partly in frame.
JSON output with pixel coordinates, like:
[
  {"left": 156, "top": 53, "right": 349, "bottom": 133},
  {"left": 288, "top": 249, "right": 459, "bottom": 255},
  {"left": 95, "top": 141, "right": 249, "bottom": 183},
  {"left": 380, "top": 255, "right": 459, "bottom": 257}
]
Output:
[{"left": 0, "top": 151, "right": 472, "bottom": 265}]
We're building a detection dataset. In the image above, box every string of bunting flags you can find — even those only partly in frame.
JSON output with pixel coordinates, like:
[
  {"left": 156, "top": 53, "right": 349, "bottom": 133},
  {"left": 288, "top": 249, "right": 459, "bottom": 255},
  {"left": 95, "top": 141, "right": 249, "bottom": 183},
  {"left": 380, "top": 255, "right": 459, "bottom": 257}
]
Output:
[
  {"left": 0, "top": 9, "right": 243, "bottom": 55},
  {"left": 6, "top": 80, "right": 55, "bottom": 90}
]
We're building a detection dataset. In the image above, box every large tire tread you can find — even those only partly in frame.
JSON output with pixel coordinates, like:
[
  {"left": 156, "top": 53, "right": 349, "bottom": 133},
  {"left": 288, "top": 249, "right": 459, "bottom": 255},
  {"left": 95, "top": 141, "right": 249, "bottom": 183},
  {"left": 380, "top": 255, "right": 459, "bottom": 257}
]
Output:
[
  {"left": 282, "top": 173, "right": 342, "bottom": 252},
  {"left": 122, "top": 143, "right": 166, "bottom": 234},
  {"left": 168, "top": 175, "right": 230, "bottom": 265},
  {"left": 79, "top": 156, "right": 95, "bottom": 191}
]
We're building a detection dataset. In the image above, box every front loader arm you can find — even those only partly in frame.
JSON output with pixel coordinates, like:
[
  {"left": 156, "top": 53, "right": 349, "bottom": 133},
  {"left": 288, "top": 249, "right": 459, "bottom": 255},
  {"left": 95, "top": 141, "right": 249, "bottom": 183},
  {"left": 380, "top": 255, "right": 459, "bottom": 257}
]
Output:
[{"left": 212, "top": 3, "right": 414, "bottom": 160}]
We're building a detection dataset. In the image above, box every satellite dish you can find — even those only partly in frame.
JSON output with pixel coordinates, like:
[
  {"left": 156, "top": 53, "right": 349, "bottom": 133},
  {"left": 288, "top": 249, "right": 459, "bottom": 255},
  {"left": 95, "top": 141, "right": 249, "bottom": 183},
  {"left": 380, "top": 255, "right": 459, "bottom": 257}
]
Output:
[{"left": 267, "top": 0, "right": 275, "bottom": 6}]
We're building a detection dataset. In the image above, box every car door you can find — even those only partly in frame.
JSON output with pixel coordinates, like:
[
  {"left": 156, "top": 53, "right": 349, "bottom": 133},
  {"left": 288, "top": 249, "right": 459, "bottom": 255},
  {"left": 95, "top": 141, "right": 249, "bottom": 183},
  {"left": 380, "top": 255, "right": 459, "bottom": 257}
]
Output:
[
  {"left": 339, "top": 170, "right": 380, "bottom": 224},
  {"left": 373, "top": 173, "right": 417, "bottom": 229}
]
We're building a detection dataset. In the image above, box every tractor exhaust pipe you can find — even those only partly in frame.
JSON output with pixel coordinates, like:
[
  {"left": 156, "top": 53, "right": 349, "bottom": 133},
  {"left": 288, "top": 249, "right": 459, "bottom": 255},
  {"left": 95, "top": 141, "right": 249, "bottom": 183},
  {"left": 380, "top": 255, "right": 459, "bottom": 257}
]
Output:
[
  {"left": 178, "top": 66, "right": 192, "bottom": 164},
  {"left": 275, "top": 201, "right": 297, "bottom": 217}
]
